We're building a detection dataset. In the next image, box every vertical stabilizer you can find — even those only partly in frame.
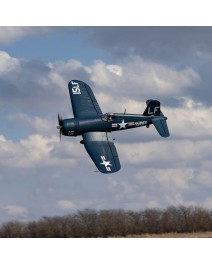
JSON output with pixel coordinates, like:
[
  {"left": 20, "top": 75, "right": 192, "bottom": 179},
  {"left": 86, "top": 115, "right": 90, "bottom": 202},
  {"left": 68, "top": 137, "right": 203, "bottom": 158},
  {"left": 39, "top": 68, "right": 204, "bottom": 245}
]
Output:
[
  {"left": 143, "top": 100, "right": 161, "bottom": 116},
  {"left": 143, "top": 99, "right": 170, "bottom": 137}
]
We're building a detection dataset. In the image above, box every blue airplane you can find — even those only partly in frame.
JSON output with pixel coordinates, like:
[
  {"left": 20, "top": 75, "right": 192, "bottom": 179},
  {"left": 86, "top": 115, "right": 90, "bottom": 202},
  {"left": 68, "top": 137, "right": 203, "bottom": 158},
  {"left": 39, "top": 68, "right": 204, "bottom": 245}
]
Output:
[{"left": 57, "top": 80, "right": 169, "bottom": 173}]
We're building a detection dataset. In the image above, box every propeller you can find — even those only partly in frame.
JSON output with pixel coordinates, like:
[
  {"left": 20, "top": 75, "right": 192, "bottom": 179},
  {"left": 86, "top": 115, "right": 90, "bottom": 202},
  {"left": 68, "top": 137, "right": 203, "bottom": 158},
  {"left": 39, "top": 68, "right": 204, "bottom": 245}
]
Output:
[{"left": 57, "top": 113, "right": 63, "bottom": 142}]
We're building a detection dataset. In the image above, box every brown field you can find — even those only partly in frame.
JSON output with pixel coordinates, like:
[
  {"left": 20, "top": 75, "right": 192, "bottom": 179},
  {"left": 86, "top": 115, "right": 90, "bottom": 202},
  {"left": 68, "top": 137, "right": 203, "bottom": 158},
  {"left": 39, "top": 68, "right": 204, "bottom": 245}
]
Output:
[{"left": 120, "top": 232, "right": 212, "bottom": 238}]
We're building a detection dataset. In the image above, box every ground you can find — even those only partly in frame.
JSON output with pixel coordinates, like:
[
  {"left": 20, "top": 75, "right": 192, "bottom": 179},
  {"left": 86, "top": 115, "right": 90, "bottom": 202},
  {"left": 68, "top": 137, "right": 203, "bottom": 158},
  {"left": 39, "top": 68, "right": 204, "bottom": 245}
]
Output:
[{"left": 116, "top": 232, "right": 212, "bottom": 238}]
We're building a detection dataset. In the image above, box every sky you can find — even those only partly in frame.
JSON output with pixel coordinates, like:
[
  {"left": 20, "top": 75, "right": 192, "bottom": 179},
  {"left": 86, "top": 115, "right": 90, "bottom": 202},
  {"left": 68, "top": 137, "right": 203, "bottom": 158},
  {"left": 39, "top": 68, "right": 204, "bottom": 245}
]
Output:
[{"left": 0, "top": 26, "right": 212, "bottom": 224}]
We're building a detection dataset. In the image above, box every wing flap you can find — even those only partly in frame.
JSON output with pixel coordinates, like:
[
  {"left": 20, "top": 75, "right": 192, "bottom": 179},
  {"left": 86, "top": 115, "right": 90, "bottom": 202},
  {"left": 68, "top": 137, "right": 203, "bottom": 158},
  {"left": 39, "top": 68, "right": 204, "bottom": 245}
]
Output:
[
  {"left": 68, "top": 80, "right": 102, "bottom": 118},
  {"left": 82, "top": 132, "right": 121, "bottom": 174}
]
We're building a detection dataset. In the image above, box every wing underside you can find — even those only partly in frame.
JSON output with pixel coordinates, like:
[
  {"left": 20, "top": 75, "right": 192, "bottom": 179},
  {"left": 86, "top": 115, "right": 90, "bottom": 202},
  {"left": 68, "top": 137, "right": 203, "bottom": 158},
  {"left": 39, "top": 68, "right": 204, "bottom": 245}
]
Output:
[
  {"left": 82, "top": 132, "right": 121, "bottom": 174},
  {"left": 68, "top": 80, "right": 102, "bottom": 118}
]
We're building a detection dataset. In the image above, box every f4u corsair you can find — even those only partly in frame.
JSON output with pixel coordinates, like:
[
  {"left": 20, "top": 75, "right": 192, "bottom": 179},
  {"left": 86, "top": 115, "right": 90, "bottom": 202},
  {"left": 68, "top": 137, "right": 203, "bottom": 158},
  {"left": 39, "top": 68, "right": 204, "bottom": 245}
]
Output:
[{"left": 57, "top": 80, "right": 169, "bottom": 174}]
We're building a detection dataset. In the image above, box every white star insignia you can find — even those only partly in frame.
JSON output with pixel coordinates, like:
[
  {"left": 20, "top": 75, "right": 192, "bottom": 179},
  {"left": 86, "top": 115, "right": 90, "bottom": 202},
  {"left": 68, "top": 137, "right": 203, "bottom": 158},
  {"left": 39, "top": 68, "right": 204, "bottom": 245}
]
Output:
[
  {"left": 100, "top": 160, "right": 112, "bottom": 167},
  {"left": 118, "top": 119, "right": 128, "bottom": 129},
  {"left": 100, "top": 156, "right": 112, "bottom": 172}
]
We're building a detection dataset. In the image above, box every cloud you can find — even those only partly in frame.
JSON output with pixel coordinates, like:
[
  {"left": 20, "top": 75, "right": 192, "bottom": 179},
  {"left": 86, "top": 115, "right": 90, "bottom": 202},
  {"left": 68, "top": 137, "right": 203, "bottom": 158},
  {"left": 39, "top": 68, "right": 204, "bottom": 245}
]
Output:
[
  {"left": 0, "top": 53, "right": 87, "bottom": 114},
  {"left": 118, "top": 139, "right": 212, "bottom": 170},
  {"left": 106, "top": 164, "right": 210, "bottom": 210},
  {"left": 56, "top": 199, "right": 96, "bottom": 211},
  {"left": 86, "top": 27, "right": 212, "bottom": 106},
  {"left": 2, "top": 205, "right": 28, "bottom": 216},
  {"left": 87, "top": 27, "right": 212, "bottom": 63},
  {"left": 0, "top": 133, "right": 77, "bottom": 168},
  {"left": 0, "top": 51, "right": 19, "bottom": 72},
  {"left": 0, "top": 128, "right": 91, "bottom": 173},
  {"left": 57, "top": 200, "right": 77, "bottom": 210},
  {"left": 8, "top": 113, "right": 55, "bottom": 135},
  {"left": 47, "top": 56, "right": 201, "bottom": 106},
  {"left": 0, "top": 27, "right": 61, "bottom": 45},
  {"left": 166, "top": 98, "right": 212, "bottom": 139},
  {"left": 0, "top": 51, "right": 200, "bottom": 118},
  {"left": 89, "top": 57, "right": 200, "bottom": 101},
  {"left": 121, "top": 57, "right": 200, "bottom": 96}
]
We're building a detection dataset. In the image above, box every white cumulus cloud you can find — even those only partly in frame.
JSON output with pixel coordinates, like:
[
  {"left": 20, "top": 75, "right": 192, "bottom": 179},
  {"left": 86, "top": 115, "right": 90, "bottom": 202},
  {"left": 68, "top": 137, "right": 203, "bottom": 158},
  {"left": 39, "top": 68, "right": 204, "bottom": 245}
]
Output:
[
  {"left": 0, "top": 26, "right": 55, "bottom": 45},
  {"left": 0, "top": 51, "right": 19, "bottom": 72},
  {"left": 89, "top": 56, "right": 200, "bottom": 99},
  {"left": 2, "top": 205, "right": 28, "bottom": 216},
  {"left": 57, "top": 200, "right": 76, "bottom": 210}
]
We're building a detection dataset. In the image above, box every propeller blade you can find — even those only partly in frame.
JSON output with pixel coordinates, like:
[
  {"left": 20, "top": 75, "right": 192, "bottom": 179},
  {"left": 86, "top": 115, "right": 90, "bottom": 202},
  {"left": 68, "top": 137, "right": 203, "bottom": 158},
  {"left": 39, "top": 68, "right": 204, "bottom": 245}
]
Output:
[
  {"left": 58, "top": 113, "right": 62, "bottom": 126},
  {"left": 57, "top": 113, "right": 63, "bottom": 142},
  {"left": 58, "top": 113, "right": 60, "bottom": 125},
  {"left": 60, "top": 129, "right": 62, "bottom": 142}
]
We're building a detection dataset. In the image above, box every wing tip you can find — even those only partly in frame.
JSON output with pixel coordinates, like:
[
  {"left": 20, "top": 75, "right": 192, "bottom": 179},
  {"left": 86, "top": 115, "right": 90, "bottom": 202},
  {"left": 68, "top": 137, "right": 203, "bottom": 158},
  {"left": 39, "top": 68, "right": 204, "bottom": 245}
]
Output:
[{"left": 98, "top": 165, "right": 121, "bottom": 174}]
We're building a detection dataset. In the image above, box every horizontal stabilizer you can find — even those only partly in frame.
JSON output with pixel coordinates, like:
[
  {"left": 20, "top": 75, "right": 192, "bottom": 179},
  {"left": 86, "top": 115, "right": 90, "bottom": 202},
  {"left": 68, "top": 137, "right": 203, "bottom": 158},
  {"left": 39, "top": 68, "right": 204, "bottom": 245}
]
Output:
[{"left": 152, "top": 117, "right": 169, "bottom": 137}]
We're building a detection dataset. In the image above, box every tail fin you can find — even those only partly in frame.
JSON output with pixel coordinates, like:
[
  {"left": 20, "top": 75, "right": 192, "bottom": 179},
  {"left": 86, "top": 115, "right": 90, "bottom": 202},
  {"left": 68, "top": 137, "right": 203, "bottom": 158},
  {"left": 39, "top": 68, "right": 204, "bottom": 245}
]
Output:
[
  {"left": 143, "top": 99, "right": 161, "bottom": 116},
  {"left": 143, "top": 99, "right": 170, "bottom": 138}
]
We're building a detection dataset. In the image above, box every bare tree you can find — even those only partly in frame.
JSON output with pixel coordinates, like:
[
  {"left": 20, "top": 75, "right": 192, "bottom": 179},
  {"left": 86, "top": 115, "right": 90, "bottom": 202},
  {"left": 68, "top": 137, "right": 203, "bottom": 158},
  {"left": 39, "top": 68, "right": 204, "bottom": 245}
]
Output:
[
  {"left": 76, "top": 209, "right": 100, "bottom": 237},
  {"left": 190, "top": 207, "right": 211, "bottom": 232},
  {"left": 0, "top": 206, "right": 211, "bottom": 237},
  {"left": 141, "top": 209, "right": 162, "bottom": 234},
  {"left": 0, "top": 221, "right": 26, "bottom": 238}
]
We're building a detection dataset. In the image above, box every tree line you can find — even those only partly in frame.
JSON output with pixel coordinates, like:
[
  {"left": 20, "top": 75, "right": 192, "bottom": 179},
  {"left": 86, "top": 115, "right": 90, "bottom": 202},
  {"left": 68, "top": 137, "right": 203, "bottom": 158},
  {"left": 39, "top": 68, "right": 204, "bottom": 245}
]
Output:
[{"left": 0, "top": 206, "right": 212, "bottom": 237}]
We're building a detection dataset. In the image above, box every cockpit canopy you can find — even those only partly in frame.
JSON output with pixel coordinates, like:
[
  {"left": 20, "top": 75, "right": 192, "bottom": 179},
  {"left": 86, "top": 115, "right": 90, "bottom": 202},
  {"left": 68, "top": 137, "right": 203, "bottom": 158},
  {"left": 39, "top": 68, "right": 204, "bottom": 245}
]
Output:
[{"left": 101, "top": 113, "right": 115, "bottom": 122}]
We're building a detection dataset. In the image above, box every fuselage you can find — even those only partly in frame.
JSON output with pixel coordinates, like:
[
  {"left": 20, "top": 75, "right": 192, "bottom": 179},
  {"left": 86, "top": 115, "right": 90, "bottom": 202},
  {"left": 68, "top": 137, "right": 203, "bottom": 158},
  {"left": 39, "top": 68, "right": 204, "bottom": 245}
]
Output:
[{"left": 60, "top": 113, "right": 153, "bottom": 136}]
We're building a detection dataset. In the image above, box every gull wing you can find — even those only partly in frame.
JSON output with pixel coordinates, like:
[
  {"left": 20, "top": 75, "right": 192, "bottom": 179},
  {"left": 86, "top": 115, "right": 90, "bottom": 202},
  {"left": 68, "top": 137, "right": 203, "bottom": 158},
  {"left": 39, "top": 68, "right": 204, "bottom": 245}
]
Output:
[
  {"left": 82, "top": 132, "right": 121, "bottom": 174},
  {"left": 68, "top": 80, "right": 102, "bottom": 118}
]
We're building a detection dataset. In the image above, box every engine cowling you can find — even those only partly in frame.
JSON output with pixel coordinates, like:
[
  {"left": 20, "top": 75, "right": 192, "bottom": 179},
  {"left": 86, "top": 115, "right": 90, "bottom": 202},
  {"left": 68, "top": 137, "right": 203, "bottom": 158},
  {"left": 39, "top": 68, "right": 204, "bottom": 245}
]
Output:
[{"left": 62, "top": 118, "right": 79, "bottom": 136}]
